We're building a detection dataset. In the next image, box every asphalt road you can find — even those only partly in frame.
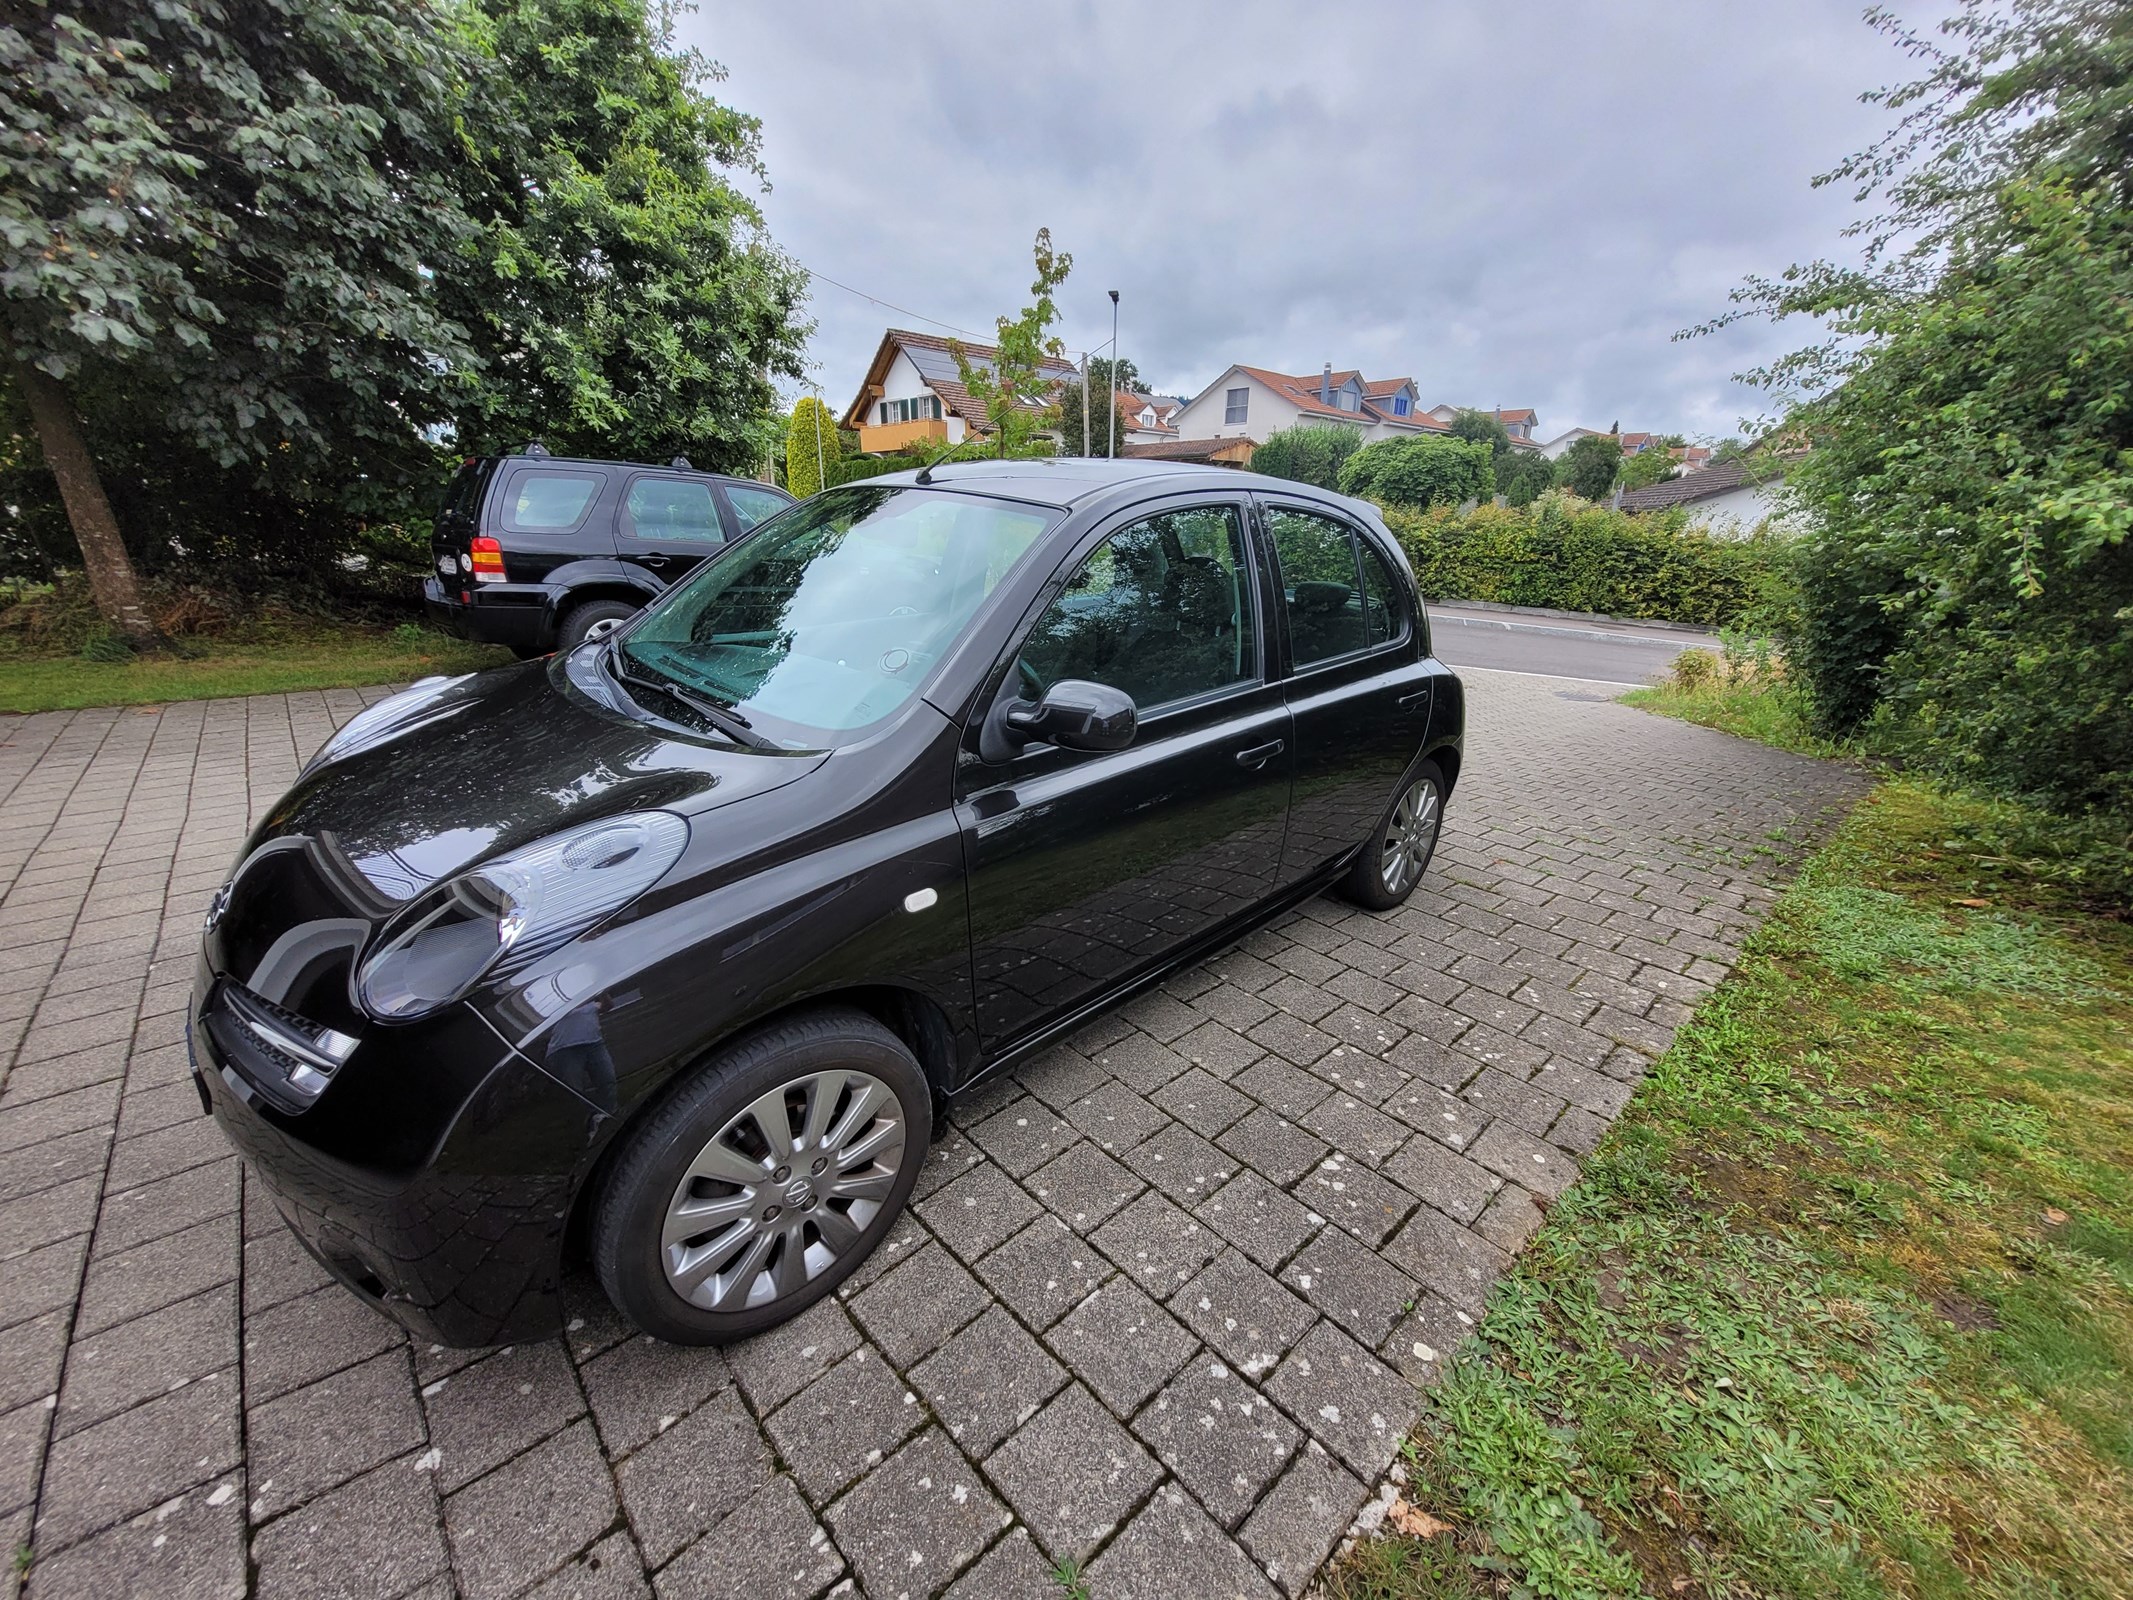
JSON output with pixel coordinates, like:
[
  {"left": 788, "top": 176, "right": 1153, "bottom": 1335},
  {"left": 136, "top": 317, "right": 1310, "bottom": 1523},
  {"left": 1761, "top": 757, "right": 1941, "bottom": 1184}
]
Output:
[{"left": 1426, "top": 604, "right": 1716, "bottom": 688}]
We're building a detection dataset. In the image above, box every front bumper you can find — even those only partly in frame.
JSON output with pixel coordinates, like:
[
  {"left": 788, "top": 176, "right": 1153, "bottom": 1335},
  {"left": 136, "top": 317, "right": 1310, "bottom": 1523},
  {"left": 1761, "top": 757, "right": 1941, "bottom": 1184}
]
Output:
[{"left": 190, "top": 973, "right": 606, "bottom": 1347}]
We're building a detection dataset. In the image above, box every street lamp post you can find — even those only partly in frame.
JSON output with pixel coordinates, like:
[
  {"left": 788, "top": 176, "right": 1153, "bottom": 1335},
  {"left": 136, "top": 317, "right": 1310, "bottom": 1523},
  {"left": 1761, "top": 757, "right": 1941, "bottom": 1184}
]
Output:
[{"left": 1107, "top": 290, "right": 1120, "bottom": 459}]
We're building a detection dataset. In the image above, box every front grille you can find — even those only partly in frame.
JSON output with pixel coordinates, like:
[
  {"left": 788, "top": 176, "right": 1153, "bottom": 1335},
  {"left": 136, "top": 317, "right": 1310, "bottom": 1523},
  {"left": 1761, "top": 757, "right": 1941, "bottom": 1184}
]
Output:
[{"left": 205, "top": 981, "right": 360, "bottom": 1115}]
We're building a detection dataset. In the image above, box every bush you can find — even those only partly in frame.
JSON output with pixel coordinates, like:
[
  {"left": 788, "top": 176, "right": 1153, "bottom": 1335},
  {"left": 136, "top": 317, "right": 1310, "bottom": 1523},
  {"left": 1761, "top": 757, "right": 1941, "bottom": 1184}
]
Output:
[
  {"left": 1496, "top": 450, "right": 1556, "bottom": 507},
  {"left": 1340, "top": 435, "right": 1494, "bottom": 509},
  {"left": 1252, "top": 423, "right": 1363, "bottom": 490},
  {"left": 1381, "top": 494, "right": 1790, "bottom": 628},
  {"left": 783, "top": 398, "right": 841, "bottom": 499}
]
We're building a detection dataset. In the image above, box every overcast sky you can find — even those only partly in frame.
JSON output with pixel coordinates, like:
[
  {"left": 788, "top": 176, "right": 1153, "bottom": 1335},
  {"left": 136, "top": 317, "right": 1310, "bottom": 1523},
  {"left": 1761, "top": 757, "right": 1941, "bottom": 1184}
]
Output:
[{"left": 682, "top": 2, "right": 1927, "bottom": 442}]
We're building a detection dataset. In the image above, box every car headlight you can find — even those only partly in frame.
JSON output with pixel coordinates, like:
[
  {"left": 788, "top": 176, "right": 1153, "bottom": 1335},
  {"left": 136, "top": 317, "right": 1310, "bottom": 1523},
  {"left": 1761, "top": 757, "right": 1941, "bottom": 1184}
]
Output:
[
  {"left": 354, "top": 811, "right": 690, "bottom": 1021},
  {"left": 302, "top": 675, "right": 471, "bottom": 778}
]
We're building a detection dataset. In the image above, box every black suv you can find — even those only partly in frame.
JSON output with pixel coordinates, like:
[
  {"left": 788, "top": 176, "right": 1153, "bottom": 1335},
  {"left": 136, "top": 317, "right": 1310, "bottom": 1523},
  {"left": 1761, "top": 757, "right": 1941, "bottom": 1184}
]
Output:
[{"left": 423, "top": 446, "right": 795, "bottom": 657}]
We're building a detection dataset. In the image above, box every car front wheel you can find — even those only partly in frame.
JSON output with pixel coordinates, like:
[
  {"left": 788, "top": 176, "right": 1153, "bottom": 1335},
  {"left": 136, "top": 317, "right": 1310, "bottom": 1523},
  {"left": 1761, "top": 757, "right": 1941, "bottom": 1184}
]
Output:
[
  {"left": 557, "top": 598, "right": 640, "bottom": 652},
  {"left": 1336, "top": 758, "right": 1446, "bottom": 911},
  {"left": 591, "top": 1007, "right": 931, "bottom": 1344}
]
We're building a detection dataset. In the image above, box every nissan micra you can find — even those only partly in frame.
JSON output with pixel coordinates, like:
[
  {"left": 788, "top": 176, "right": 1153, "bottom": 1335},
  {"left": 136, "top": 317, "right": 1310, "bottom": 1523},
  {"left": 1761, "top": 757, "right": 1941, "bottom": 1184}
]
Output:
[{"left": 192, "top": 460, "right": 1465, "bottom": 1346}]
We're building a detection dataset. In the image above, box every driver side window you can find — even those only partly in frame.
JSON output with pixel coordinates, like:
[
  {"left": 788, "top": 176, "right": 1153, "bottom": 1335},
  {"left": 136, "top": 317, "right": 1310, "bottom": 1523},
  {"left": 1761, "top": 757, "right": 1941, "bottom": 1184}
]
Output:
[{"left": 1018, "top": 506, "right": 1258, "bottom": 713}]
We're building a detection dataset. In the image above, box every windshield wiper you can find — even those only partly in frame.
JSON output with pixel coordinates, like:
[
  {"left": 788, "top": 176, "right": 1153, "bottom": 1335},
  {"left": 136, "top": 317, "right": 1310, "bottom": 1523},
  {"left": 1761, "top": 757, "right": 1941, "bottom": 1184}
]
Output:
[{"left": 604, "top": 639, "right": 778, "bottom": 751}]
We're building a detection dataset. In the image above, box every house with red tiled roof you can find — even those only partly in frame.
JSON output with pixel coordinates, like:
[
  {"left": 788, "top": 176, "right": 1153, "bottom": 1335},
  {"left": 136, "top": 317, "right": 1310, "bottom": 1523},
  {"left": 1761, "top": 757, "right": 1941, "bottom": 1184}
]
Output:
[
  {"left": 1114, "top": 390, "right": 1181, "bottom": 446},
  {"left": 1423, "top": 404, "right": 1543, "bottom": 446},
  {"left": 839, "top": 329, "right": 1080, "bottom": 453},
  {"left": 1169, "top": 363, "right": 1447, "bottom": 448}
]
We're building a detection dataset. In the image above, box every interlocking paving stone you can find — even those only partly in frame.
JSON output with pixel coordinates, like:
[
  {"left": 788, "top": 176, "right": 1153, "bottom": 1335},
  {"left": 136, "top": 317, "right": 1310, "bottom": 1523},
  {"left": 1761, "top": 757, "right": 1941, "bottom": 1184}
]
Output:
[
  {"left": 445, "top": 1420, "right": 616, "bottom": 1600},
  {"left": 1046, "top": 1280, "right": 1198, "bottom": 1417},
  {"left": 1262, "top": 1321, "right": 1416, "bottom": 1482},
  {"left": 1135, "top": 1356, "right": 1300, "bottom": 1529},
  {"left": 824, "top": 1428, "right": 1009, "bottom": 1599},
  {"left": 984, "top": 1383, "right": 1162, "bottom": 1564},
  {"left": 1085, "top": 1480, "right": 1283, "bottom": 1599},
  {"left": 762, "top": 1345, "right": 920, "bottom": 1504},
  {"left": 651, "top": 1476, "right": 840, "bottom": 1600},
  {"left": 1193, "top": 1170, "right": 1320, "bottom": 1271},
  {"left": 1174, "top": 1250, "right": 1317, "bottom": 1378},
  {"left": 613, "top": 1388, "right": 770, "bottom": 1566},
  {"left": 1240, "top": 1441, "right": 1369, "bottom": 1597},
  {"left": 909, "top": 1305, "right": 1066, "bottom": 1457},
  {"left": 0, "top": 673, "right": 1864, "bottom": 1597},
  {"left": 1292, "top": 1153, "right": 1417, "bottom": 1247},
  {"left": 979, "top": 1216, "right": 1115, "bottom": 1331}
]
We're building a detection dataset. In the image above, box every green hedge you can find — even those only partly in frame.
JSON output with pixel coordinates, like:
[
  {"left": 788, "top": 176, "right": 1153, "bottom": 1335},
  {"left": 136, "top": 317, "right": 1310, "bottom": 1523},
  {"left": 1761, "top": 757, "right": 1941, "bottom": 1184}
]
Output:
[{"left": 1380, "top": 493, "right": 1789, "bottom": 629}]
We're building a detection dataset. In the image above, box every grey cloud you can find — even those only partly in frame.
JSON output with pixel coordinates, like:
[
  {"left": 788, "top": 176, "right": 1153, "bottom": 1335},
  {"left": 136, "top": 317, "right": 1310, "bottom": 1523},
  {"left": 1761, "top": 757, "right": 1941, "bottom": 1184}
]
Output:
[{"left": 691, "top": 1, "right": 1927, "bottom": 440}]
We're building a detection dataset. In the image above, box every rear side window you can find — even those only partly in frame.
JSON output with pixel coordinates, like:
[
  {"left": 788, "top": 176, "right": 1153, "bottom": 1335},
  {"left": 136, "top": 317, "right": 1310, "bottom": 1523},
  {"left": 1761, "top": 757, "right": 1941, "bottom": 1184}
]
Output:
[
  {"left": 1266, "top": 507, "right": 1366, "bottom": 667},
  {"left": 624, "top": 478, "right": 722, "bottom": 543},
  {"left": 724, "top": 484, "right": 791, "bottom": 531},
  {"left": 499, "top": 471, "right": 602, "bottom": 533},
  {"left": 1359, "top": 538, "right": 1407, "bottom": 646}
]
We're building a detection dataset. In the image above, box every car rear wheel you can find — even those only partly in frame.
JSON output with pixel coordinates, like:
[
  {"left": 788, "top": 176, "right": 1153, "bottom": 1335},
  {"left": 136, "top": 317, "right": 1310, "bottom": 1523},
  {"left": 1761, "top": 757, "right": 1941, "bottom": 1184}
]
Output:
[
  {"left": 557, "top": 598, "right": 640, "bottom": 652},
  {"left": 1336, "top": 758, "right": 1446, "bottom": 911},
  {"left": 591, "top": 1007, "right": 931, "bottom": 1344}
]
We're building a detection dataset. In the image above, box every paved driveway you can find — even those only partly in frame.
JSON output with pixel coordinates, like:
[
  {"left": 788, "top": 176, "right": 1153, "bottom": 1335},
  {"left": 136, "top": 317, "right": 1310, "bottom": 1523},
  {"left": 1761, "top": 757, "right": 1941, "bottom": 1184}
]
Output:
[{"left": 0, "top": 670, "right": 1863, "bottom": 1600}]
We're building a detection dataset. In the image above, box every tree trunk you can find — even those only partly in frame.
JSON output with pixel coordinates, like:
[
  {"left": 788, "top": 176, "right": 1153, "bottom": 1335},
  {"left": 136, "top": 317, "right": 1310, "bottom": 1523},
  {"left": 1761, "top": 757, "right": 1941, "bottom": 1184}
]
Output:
[{"left": 11, "top": 358, "right": 159, "bottom": 644}]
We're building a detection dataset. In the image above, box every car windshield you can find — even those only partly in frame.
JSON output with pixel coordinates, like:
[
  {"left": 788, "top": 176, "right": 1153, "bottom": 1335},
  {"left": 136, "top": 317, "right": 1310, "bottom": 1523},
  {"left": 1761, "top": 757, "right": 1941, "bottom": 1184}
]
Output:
[{"left": 618, "top": 485, "right": 1056, "bottom": 746}]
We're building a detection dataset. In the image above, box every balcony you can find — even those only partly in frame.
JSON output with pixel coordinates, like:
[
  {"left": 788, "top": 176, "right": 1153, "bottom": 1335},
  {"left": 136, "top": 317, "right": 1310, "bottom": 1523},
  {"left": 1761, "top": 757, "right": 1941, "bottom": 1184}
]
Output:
[{"left": 857, "top": 416, "right": 949, "bottom": 454}]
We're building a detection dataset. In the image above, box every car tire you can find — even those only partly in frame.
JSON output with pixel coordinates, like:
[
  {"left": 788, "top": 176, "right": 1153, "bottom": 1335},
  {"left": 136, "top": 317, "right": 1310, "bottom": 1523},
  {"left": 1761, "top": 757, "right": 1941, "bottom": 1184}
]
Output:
[
  {"left": 556, "top": 598, "right": 640, "bottom": 652},
  {"left": 1335, "top": 758, "right": 1447, "bottom": 912},
  {"left": 591, "top": 1007, "right": 932, "bottom": 1345}
]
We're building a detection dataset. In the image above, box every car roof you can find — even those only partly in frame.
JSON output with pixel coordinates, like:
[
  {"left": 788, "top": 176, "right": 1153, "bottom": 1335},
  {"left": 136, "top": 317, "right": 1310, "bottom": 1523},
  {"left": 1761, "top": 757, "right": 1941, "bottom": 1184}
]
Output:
[
  {"left": 487, "top": 453, "right": 782, "bottom": 488},
  {"left": 845, "top": 458, "right": 1378, "bottom": 521}
]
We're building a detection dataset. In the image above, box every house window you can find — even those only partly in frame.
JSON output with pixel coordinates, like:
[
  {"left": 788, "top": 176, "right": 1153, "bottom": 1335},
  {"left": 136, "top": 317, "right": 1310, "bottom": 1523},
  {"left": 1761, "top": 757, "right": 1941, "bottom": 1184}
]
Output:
[
  {"left": 1392, "top": 395, "right": 1409, "bottom": 416},
  {"left": 1337, "top": 389, "right": 1358, "bottom": 412},
  {"left": 876, "top": 395, "right": 942, "bottom": 425},
  {"left": 1224, "top": 387, "right": 1248, "bottom": 425}
]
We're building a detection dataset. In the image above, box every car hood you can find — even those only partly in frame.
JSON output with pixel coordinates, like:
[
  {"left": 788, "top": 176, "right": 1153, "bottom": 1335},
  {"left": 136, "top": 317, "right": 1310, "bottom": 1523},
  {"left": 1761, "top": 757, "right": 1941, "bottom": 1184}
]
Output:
[{"left": 251, "top": 653, "right": 827, "bottom": 902}]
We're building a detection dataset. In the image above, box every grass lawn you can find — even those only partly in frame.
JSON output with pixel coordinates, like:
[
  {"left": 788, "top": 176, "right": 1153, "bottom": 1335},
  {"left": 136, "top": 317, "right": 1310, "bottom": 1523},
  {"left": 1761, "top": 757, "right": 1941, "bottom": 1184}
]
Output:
[
  {"left": 1329, "top": 746, "right": 2132, "bottom": 1592},
  {"left": 0, "top": 624, "right": 513, "bottom": 714}
]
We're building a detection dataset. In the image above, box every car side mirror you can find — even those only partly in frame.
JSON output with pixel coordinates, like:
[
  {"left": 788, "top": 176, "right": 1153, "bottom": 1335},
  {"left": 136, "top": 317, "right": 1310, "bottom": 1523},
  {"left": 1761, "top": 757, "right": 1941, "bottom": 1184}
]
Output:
[{"left": 1003, "top": 679, "right": 1137, "bottom": 753}]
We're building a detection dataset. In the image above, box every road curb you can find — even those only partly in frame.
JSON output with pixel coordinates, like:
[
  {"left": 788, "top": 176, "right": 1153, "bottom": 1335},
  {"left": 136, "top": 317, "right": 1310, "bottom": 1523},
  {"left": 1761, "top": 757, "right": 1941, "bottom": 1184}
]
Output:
[
  {"left": 1428, "top": 598, "right": 1718, "bottom": 636},
  {"left": 1428, "top": 612, "right": 1710, "bottom": 649}
]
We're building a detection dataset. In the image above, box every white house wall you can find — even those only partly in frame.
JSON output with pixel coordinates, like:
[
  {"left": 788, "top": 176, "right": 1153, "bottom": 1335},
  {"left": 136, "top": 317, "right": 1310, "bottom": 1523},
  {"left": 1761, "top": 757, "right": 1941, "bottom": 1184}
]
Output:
[{"left": 1682, "top": 482, "right": 1788, "bottom": 538}]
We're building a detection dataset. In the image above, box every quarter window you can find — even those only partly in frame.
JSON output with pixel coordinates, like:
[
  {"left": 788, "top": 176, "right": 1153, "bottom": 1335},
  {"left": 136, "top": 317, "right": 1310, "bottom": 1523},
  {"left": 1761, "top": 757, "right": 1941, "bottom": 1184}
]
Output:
[
  {"left": 724, "top": 485, "right": 790, "bottom": 530},
  {"left": 501, "top": 471, "right": 601, "bottom": 533},
  {"left": 1224, "top": 387, "right": 1249, "bottom": 425},
  {"left": 1359, "top": 538, "right": 1407, "bottom": 646},
  {"left": 624, "top": 478, "right": 722, "bottom": 543},
  {"left": 1267, "top": 507, "right": 1367, "bottom": 667},
  {"left": 1018, "top": 505, "right": 1257, "bottom": 714}
]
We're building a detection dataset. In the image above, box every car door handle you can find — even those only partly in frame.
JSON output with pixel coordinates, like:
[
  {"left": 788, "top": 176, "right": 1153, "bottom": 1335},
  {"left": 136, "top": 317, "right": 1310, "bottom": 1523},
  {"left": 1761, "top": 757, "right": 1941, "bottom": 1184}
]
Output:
[
  {"left": 1397, "top": 688, "right": 1430, "bottom": 710},
  {"left": 637, "top": 555, "right": 670, "bottom": 569},
  {"left": 1235, "top": 739, "right": 1284, "bottom": 768}
]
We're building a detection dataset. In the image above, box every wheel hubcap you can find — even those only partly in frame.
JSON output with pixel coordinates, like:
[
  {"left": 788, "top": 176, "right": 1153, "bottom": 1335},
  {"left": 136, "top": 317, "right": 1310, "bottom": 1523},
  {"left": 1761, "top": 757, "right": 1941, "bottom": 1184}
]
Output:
[
  {"left": 1380, "top": 778, "right": 1441, "bottom": 895},
  {"left": 585, "top": 616, "right": 624, "bottom": 641},
  {"left": 662, "top": 1069, "right": 906, "bottom": 1313}
]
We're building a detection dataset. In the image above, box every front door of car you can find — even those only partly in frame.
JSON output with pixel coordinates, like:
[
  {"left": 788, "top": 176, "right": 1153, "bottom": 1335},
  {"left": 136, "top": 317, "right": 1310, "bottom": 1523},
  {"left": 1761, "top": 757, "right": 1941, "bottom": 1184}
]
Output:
[
  {"left": 958, "top": 498, "right": 1292, "bottom": 1052},
  {"left": 617, "top": 473, "right": 729, "bottom": 588},
  {"left": 1258, "top": 499, "right": 1435, "bottom": 882}
]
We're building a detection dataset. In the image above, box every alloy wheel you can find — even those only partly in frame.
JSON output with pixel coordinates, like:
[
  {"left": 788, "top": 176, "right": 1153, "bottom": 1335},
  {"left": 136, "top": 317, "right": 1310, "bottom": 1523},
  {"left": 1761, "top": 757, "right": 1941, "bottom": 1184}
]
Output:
[
  {"left": 584, "top": 616, "right": 625, "bottom": 641},
  {"left": 1380, "top": 777, "right": 1441, "bottom": 896},
  {"left": 662, "top": 1069, "right": 907, "bottom": 1313}
]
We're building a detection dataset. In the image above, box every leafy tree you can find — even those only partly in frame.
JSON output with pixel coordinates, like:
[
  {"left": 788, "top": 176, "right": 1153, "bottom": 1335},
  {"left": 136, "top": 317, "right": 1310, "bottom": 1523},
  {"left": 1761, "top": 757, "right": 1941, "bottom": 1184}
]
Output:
[
  {"left": 784, "top": 398, "right": 841, "bottom": 499},
  {"left": 1448, "top": 409, "right": 1515, "bottom": 462},
  {"left": 1339, "top": 436, "right": 1494, "bottom": 509},
  {"left": 1718, "top": 0, "right": 2133, "bottom": 830},
  {"left": 1252, "top": 423, "right": 1364, "bottom": 490},
  {"left": 1711, "top": 437, "right": 1751, "bottom": 463},
  {"left": 1557, "top": 434, "right": 1624, "bottom": 500},
  {"left": 953, "top": 229, "right": 1073, "bottom": 457},
  {"left": 442, "top": 0, "right": 808, "bottom": 473},
  {"left": 1618, "top": 450, "right": 1680, "bottom": 491},
  {"left": 1053, "top": 355, "right": 1143, "bottom": 457},
  {"left": 1, "top": 0, "right": 481, "bottom": 637},
  {"left": 1495, "top": 449, "right": 1557, "bottom": 508}
]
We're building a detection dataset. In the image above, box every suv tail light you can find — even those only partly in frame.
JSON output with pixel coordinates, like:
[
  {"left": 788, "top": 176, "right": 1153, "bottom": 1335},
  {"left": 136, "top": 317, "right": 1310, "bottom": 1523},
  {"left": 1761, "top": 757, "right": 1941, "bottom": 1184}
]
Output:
[{"left": 469, "top": 537, "right": 506, "bottom": 584}]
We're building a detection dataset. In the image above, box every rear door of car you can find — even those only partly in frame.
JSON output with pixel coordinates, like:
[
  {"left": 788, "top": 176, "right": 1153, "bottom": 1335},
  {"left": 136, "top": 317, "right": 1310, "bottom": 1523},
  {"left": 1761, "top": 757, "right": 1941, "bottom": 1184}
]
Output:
[
  {"left": 1256, "top": 495, "right": 1434, "bottom": 883},
  {"left": 485, "top": 462, "right": 617, "bottom": 584},
  {"left": 957, "top": 491, "right": 1293, "bottom": 1051},
  {"left": 616, "top": 471, "right": 730, "bottom": 586}
]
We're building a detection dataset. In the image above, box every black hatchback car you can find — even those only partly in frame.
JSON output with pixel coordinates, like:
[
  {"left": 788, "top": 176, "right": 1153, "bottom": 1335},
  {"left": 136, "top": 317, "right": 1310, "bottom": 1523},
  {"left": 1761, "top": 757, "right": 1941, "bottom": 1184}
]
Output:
[
  {"left": 423, "top": 446, "right": 795, "bottom": 657},
  {"left": 194, "top": 461, "right": 1465, "bottom": 1347}
]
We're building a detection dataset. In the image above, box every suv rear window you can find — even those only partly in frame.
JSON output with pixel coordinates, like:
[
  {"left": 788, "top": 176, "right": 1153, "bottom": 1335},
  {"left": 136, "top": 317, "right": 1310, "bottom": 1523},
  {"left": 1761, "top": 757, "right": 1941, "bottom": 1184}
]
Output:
[{"left": 501, "top": 471, "right": 602, "bottom": 532}]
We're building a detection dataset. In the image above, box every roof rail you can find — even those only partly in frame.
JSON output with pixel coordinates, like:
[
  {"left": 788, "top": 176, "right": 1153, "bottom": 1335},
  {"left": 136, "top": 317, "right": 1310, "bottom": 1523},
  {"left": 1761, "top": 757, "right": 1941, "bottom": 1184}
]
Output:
[{"left": 520, "top": 440, "right": 549, "bottom": 458}]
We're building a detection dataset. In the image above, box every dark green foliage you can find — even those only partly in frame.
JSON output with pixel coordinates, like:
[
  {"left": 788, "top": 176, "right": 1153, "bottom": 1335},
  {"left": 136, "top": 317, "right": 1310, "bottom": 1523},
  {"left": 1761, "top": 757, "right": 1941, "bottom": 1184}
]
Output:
[
  {"left": 442, "top": 0, "right": 809, "bottom": 473},
  {"left": 1495, "top": 450, "right": 1557, "bottom": 508},
  {"left": 1446, "top": 409, "right": 1514, "bottom": 460},
  {"left": 1383, "top": 498, "right": 1788, "bottom": 628},
  {"left": 1340, "top": 436, "right": 1494, "bottom": 509},
  {"left": 1052, "top": 356, "right": 1141, "bottom": 457},
  {"left": 1617, "top": 449, "right": 1679, "bottom": 491},
  {"left": 1556, "top": 434, "right": 1623, "bottom": 500},
  {"left": 1252, "top": 423, "right": 1364, "bottom": 490}
]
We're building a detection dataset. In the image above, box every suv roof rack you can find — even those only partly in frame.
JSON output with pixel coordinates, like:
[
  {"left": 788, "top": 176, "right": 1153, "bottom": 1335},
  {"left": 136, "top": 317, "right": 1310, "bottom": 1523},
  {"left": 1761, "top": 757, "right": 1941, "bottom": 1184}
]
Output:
[
  {"left": 669, "top": 456, "right": 693, "bottom": 470},
  {"left": 520, "top": 440, "right": 550, "bottom": 458}
]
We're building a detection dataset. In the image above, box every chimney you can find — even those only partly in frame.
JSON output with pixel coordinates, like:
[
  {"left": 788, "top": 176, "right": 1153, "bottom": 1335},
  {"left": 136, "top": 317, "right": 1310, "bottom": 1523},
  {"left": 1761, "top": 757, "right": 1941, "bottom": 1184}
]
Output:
[{"left": 1321, "top": 364, "right": 1332, "bottom": 405}]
